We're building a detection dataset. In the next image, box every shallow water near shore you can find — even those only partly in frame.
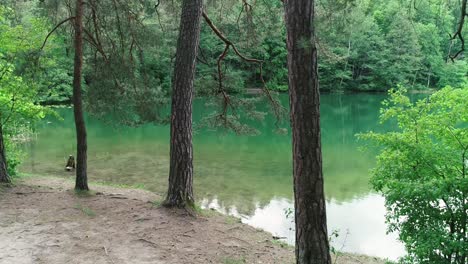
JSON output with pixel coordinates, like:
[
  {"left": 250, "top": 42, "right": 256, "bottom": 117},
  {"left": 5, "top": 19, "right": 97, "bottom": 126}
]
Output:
[{"left": 20, "top": 93, "right": 406, "bottom": 260}]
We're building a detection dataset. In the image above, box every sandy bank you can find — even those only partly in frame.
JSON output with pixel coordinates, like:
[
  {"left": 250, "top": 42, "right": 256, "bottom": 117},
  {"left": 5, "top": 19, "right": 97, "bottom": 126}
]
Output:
[{"left": 0, "top": 177, "right": 386, "bottom": 264}]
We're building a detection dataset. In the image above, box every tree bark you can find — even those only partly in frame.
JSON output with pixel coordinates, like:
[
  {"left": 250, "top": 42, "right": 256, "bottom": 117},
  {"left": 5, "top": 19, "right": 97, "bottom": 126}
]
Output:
[
  {"left": 284, "top": 1, "right": 332, "bottom": 263},
  {"left": 0, "top": 125, "right": 10, "bottom": 184},
  {"left": 163, "top": 0, "right": 203, "bottom": 208},
  {"left": 73, "top": 0, "right": 89, "bottom": 191}
]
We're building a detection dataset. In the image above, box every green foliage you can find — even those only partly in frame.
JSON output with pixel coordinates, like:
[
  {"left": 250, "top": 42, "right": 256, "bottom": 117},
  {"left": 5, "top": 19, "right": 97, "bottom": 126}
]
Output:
[
  {"left": 437, "top": 60, "right": 468, "bottom": 89},
  {"left": 0, "top": 59, "right": 46, "bottom": 177},
  {"left": 3, "top": 0, "right": 467, "bottom": 108},
  {"left": 316, "top": 0, "right": 467, "bottom": 91},
  {"left": 4, "top": 139, "right": 23, "bottom": 177},
  {"left": 384, "top": 13, "right": 422, "bottom": 87},
  {"left": 359, "top": 87, "right": 468, "bottom": 263},
  {"left": 0, "top": 61, "right": 46, "bottom": 123},
  {"left": 0, "top": 5, "right": 51, "bottom": 175}
]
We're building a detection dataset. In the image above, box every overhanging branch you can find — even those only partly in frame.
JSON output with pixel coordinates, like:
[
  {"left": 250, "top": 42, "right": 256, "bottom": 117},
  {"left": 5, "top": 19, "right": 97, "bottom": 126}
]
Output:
[
  {"left": 40, "top": 16, "right": 76, "bottom": 51},
  {"left": 202, "top": 11, "right": 285, "bottom": 125},
  {"left": 448, "top": 0, "right": 467, "bottom": 61}
]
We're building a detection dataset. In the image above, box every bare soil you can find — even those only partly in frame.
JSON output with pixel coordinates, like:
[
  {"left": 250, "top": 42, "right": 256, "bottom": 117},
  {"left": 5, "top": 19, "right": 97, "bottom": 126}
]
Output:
[{"left": 0, "top": 177, "right": 386, "bottom": 264}]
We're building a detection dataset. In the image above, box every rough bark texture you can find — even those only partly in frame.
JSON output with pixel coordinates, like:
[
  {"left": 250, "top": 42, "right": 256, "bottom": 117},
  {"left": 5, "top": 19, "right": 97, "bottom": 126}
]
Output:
[
  {"left": 163, "top": 0, "right": 203, "bottom": 208},
  {"left": 0, "top": 125, "right": 10, "bottom": 183},
  {"left": 284, "top": 1, "right": 332, "bottom": 263},
  {"left": 73, "top": 0, "right": 89, "bottom": 191}
]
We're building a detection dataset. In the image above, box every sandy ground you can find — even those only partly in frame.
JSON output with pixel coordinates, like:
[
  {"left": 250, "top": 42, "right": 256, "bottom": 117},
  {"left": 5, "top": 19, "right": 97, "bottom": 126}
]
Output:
[{"left": 0, "top": 177, "right": 386, "bottom": 264}]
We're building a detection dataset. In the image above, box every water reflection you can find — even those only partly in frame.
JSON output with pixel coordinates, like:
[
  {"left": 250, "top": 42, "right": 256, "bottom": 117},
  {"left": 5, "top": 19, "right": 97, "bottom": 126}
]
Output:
[
  {"left": 20, "top": 94, "right": 405, "bottom": 259},
  {"left": 201, "top": 195, "right": 405, "bottom": 260}
]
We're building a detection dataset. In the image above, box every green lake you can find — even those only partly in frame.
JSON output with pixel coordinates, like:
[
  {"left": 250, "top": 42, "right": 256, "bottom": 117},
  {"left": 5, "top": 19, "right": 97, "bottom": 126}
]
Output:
[{"left": 20, "top": 94, "right": 406, "bottom": 260}]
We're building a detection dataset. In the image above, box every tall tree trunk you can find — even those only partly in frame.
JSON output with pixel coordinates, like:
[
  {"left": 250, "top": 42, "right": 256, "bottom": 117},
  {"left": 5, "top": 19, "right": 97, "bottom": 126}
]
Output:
[
  {"left": 284, "top": 1, "right": 332, "bottom": 263},
  {"left": 163, "top": 0, "right": 203, "bottom": 208},
  {"left": 73, "top": 0, "right": 88, "bottom": 191},
  {"left": 0, "top": 125, "right": 10, "bottom": 184}
]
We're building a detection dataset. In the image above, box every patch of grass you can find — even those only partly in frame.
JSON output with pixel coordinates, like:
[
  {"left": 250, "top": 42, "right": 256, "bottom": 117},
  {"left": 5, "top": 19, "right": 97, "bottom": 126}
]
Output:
[
  {"left": 225, "top": 215, "right": 242, "bottom": 225},
  {"left": 74, "top": 204, "right": 96, "bottom": 217},
  {"left": 271, "top": 239, "right": 292, "bottom": 249},
  {"left": 15, "top": 173, "right": 75, "bottom": 187},
  {"left": 91, "top": 181, "right": 147, "bottom": 190},
  {"left": 74, "top": 189, "right": 97, "bottom": 197},
  {"left": 193, "top": 204, "right": 203, "bottom": 214},
  {"left": 193, "top": 204, "right": 219, "bottom": 217},
  {"left": 9, "top": 174, "right": 32, "bottom": 185},
  {"left": 150, "top": 200, "right": 162, "bottom": 207},
  {"left": 16, "top": 172, "right": 36, "bottom": 178},
  {"left": 222, "top": 256, "right": 246, "bottom": 264},
  {"left": 192, "top": 205, "right": 243, "bottom": 220},
  {"left": 16, "top": 174, "right": 148, "bottom": 191}
]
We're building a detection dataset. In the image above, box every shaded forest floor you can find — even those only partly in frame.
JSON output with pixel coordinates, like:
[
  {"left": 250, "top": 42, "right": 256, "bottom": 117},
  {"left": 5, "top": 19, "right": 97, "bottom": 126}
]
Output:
[{"left": 0, "top": 177, "right": 387, "bottom": 264}]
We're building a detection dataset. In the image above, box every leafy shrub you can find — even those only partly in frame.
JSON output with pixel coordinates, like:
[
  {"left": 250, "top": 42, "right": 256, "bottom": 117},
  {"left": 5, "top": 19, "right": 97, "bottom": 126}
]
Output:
[
  {"left": 360, "top": 87, "right": 468, "bottom": 263},
  {"left": 5, "top": 139, "right": 23, "bottom": 177}
]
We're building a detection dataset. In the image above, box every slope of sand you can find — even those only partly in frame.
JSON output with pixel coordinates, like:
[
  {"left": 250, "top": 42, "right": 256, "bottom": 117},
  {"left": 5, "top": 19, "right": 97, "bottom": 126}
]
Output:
[{"left": 0, "top": 177, "right": 386, "bottom": 264}]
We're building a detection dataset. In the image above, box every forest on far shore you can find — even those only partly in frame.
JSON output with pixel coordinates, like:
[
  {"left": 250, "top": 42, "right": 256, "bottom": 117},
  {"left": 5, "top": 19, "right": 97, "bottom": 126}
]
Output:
[{"left": 2, "top": 0, "right": 468, "bottom": 107}]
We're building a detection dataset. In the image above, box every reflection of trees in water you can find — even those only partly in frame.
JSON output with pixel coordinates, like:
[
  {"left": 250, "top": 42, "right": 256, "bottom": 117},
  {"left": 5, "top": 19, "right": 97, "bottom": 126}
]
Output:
[
  {"left": 199, "top": 195, "right": 264, "bottom": 216},
  {"left": 190, "top": 93, "right": 390, "bottom": 215},
  {"left": 21, "top": 94, "right": 391, "bottom": 215}
]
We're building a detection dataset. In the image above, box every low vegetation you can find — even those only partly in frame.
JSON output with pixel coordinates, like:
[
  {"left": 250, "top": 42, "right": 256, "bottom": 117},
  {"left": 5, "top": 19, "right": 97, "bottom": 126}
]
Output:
[{"left": 360, "top": 87, "right": 468, "bottom": 263}]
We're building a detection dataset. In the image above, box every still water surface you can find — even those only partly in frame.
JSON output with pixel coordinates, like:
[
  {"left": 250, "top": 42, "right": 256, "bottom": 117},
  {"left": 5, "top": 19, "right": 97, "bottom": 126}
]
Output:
[{"left": 20, "top": 94, "right": 406, "bottom": 260}]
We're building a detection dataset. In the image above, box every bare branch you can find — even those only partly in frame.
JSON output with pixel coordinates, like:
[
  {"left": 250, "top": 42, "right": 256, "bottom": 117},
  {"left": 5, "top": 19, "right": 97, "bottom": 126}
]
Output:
[
  {"left": 40, "top": 16, "right": 75, "bottom": 51},
  {"left": 448, "top": 0, "right": 466, "bottom": 61},
  {"left": 202, "top": 11, "right": 285, "bottom": 124},
  {"left": 1, "top": 92, "right": 18, "bottom": 128}
]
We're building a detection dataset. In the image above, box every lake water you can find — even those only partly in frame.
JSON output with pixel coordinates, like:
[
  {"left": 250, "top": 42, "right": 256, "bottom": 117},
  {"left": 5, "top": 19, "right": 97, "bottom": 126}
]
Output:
[{"left": 20, "top": 94, "right": 406, "bottom": 260}]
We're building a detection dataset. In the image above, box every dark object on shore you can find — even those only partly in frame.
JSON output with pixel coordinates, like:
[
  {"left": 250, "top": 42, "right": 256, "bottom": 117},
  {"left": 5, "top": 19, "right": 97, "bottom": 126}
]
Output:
[{"left": 65, "top": 155, "right": 75, "bottom": 171}]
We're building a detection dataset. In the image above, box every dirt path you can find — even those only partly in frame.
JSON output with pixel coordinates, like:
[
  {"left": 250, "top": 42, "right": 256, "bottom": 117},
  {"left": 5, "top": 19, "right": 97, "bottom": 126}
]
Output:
[{"left": 0, "top": 177, "right": 385, "bottom": 264}]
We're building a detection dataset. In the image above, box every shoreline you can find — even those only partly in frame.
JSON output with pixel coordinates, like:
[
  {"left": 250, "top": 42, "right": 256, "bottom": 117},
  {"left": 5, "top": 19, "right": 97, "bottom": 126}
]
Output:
[{"left": 0, "top": 175, "right": 390, "bottom": 264}]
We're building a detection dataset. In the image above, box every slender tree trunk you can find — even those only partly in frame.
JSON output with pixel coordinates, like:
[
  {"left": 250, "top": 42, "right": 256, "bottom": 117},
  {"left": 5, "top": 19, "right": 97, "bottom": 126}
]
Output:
[
  {"left": 163, "top": 0, "right": 203, "bottom": 208},
  {"left": 73, "top": 0, "right": 88, "bottom": 191},
  {"left": 426, "top": 70, "right": 431, "bottom": 88},
  {"left": 284, "top": 1, "right": 332, "bottom": 263},
  {"left": 0, "top": 125, "right": 10, "bottom": 184}
]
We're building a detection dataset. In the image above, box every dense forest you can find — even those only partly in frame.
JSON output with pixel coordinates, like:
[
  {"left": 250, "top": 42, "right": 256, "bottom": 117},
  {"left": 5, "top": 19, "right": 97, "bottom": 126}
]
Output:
[
  {"left": 2, "top": 0, "right": 468, "bottom": 106},
  {"left": 0, "top": 0, "right": 467, "bottom": 263}
]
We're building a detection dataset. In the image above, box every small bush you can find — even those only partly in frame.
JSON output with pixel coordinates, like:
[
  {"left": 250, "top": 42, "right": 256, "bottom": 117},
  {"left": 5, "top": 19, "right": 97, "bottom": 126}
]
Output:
[
  {"left": 359, "top": 87, "right": 467, "bottom": 263},
  {"left": 5, "top": 139, "right": 23, "bottom": 177}
]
